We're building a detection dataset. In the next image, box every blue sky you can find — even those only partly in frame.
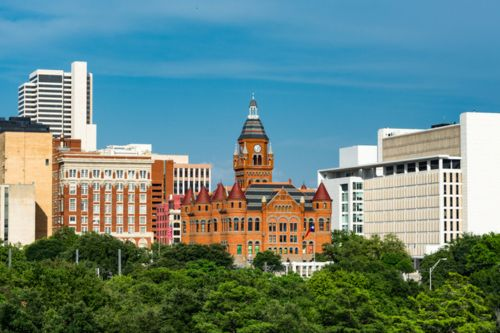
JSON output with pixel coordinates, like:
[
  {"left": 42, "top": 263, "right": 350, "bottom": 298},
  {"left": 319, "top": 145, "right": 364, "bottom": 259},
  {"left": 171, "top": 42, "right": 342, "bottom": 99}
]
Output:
[{"left": 1, "top": 1, "right": 500, "bottom": 187}]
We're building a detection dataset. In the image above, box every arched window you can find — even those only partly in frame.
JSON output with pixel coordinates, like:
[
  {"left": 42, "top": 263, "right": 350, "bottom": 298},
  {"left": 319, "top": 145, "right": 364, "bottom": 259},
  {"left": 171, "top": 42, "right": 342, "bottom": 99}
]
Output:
[
  {"left": 238, "top": 202, "right": 242, "bottom": 208},
  {"left": 302, "top": 241, "right": 307, "bottom": 254},
  {"left": 303, "top": 218, "right": 307, "bottom": 230},
  {"left": 248, "top": 241, "right": 253, "bottom": 255},
  {"left": 308, "top": 218, "right": 315, "bottom": 232},
  {"left": 279, "top": 247, "right": 283, "bottom": 254},
  {"left": 255, "top": 218, "right": 260, "bottom": 231},
  {"left": 207, "top": 220, "right": 211, "bottom": 232},
  {"left": 248, "top": 218, "right": 253, "bottom": 231},
  {"left": 234, "top": 218, "right": 239, "bottom": 231},
  {"left": 201, "top": 220, "right": 206, "bottom": 232},
  {"left": 308, "top": 241, "right": 314, "bottom": 254},
  {"left": 195, "top": 220, "right": 199, "bottom": 233},
  {"left": 213, "top": 219, "right": 218, "bottom": 232},
  {"left": 241, "top": 218, "right": 245, "bottom": 231},
  {"left": 182, "top": 221, "right": 186, "bottom": 233},
  {"left": 257, "top": 155, "right": 262, "bottom": 165},
  {"left": 284, "top": 247, "right": 288, "bottom": 254},
  {"left": 295, "top": 247, "right": 299, "bottom": 254},
  {"left": 253, "top": 155, "right": 258, "bottom": 165},
  {"left": 229, "top": 219, "right": 233, "bottom": 231},
  {"left": 326, "top": 218, "right": 330, "bottom": 231},
  {"left": 319, "top": 218, "right": 325, "bottom": 231},
  {"left": 255, "top": 241, "right": 260, "bottom": 253}
]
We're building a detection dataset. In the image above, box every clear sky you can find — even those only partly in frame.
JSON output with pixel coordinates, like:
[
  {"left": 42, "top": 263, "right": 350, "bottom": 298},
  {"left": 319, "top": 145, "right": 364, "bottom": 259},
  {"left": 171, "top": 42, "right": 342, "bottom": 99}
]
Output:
[{"left": 1, "top": 1, "right": 500, "bottom": 187}]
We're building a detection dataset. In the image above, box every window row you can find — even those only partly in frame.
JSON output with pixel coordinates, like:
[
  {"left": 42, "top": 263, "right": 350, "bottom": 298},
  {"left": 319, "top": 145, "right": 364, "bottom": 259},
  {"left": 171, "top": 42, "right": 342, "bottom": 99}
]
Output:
[
  {"left": 69, "top": 215, "right": 147, "bottom": 225},
  {"left": 67, "top": 200, "right": 147, "bottom": 214},
  {"left": 65, "top": 169, "right": 149, "bottom": 179},
  {"left": 80, "top": 225, "right": 148, "bottom": 234},
  {"left": 174, "top": 168, "right": 210, "bottom": 178},
  {"left": 67, "top": 182, "right": 148, "bottom": 194},
  {"left": 302, "top": 218, "right": 331, "bottom": 232}
]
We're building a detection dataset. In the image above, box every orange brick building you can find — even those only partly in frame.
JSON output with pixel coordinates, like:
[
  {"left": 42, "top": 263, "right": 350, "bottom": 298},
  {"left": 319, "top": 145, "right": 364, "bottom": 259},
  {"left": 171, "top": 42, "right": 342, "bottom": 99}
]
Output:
[{"left": 181, "top": 97, "right": 332, "bottom": 263}]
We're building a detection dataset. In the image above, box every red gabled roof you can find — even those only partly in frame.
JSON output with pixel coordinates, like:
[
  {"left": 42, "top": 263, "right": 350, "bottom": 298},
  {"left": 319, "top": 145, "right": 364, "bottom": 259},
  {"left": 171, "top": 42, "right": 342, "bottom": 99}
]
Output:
[
  {"left": 181, "top": 188, "right": 194, "bottom": 206},
  {"left": 211, "top": 183, "right": 226, "bottom": 201},
  {"left": 312, "top": 183, "right": 331, "bottom": 201},
  {"left": 195, "top": 185, "right": 211, "bottom": 204},
  {"left": 228, "top": 182, "right": 246, "bottom": 200},
  {"left": 300, "top": 183, "right": 307, "bottom": 190}
]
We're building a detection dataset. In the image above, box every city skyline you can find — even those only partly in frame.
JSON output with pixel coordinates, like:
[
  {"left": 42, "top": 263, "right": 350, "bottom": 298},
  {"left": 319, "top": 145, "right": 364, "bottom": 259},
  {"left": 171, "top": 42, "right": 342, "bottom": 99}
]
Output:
[{"left": 1, "top": 1, "right": 500, "bottom": 186}]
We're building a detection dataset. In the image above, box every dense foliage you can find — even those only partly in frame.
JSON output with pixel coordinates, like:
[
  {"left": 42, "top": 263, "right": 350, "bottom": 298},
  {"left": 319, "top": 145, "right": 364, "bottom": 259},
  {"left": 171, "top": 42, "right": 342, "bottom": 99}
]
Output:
[{"left": 0, "top": 229, "right": 498, "bottom": 332}]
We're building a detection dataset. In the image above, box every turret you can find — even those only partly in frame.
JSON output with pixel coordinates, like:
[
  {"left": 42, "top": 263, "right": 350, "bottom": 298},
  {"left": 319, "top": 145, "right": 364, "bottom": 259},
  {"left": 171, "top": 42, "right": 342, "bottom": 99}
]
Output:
[{"left": 312, "top": 183, "right": 332, "bottom": 210}]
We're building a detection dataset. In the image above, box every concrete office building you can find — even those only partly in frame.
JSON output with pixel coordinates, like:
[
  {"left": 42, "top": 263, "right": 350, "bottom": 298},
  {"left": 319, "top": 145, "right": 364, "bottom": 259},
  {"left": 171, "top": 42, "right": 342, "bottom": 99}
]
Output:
[
  {"left": 319, "top": 112, "right": 500, "bottom": 259},
  {"left": 18, "top": 61, "right": 97, "bottom": 151},
  {"left": 0, "top": 117, "right": 53, "bottom": 238},
  {"left": 0, "top": 184, "right": 36, "bottom": 245}
]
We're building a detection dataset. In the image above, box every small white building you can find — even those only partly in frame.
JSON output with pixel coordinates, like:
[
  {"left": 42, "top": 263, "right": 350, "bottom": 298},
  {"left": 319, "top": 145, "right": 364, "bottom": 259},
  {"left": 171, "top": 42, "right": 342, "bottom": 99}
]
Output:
[
  {"left": 283, "top": 261, "right": 333, "bottom": 278},
  {"left": 0, "top": 184, "right": 36, "bottom": 245}
]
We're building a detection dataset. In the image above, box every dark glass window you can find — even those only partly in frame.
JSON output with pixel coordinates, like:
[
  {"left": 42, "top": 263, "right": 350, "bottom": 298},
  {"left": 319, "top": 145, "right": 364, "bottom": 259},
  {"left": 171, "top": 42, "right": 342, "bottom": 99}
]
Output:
[
  {"left": 430, "top": 159, "right": 439, "bottom": 170},
  {"left": 39, "top": 74, "right": 62, "bottom": 83}
]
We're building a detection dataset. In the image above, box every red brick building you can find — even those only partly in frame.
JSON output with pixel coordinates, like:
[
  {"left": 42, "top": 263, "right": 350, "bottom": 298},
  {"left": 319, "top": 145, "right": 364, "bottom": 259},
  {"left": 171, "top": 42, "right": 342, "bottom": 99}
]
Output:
[
  {"left": 53, "top": 138, "right": 154, "bottom": 247},
  {"left": 156, "top": 194, "right": 183, "bottom": 245},
  {"left": 181, "top": 97, "right": 332, "bottom": 263}
]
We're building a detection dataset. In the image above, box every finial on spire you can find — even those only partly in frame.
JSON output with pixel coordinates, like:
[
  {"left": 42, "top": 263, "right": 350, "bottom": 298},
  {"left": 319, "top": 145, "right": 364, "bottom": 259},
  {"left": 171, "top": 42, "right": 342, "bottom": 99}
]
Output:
[{"left": 248, "top": 93, "right": 259, "bottom": 119}]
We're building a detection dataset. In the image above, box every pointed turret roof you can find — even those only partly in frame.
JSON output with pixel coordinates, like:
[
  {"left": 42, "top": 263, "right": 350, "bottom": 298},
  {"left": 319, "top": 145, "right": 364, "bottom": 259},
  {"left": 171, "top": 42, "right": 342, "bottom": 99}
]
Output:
[
  {"left": 195, "top": 185, "right": 211, "bottom": 204},
  {"left": 181, "top": 188, "right": 194, "bottom": 205},
  {"left": 312, "top": 183, "right": 331, "bottom": 201},
  {"left": 228, "top": 182, "right": 246, "bottom": 200},
  {"left": 211, "top": 183, "right": 226, "bottom": 201},
  {"left": 238, "top": 95, "right": 268, "bottom": 141}
]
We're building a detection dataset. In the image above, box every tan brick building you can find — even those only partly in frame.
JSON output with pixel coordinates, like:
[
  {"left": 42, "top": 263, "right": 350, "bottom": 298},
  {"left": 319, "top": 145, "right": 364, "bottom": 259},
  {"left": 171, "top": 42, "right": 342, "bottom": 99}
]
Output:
[
  {"left": 0, "top": 117, "right": 53, "bottom": 238},
  {"left": 181, "top": 97, "right": 332, "bottom": 264}
]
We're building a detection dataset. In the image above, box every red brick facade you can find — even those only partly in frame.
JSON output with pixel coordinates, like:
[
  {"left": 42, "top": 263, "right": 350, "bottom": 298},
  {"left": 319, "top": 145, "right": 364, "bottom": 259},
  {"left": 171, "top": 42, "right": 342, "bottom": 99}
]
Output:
[
  {"left": 53, "top": 138, "right": 154, "bottom": 247},
  {"left": 181, "top": 97, "right": 332, "bottom": 263}
]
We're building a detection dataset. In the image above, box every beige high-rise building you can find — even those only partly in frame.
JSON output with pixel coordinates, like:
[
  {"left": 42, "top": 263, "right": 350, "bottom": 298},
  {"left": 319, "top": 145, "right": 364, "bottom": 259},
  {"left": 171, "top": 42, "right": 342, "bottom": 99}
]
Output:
[
  {"left": 0, "top": 117, "right": 53, "bottom": 238},
  {"left": 319, "top": 112, "right": 500, "bottom": 262}
]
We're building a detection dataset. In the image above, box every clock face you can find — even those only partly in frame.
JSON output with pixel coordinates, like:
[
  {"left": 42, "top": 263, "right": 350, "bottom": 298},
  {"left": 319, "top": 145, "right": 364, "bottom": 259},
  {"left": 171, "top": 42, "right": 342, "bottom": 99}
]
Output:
[{"left": 254, "top": 144, "right": 262, "bottom": 153}]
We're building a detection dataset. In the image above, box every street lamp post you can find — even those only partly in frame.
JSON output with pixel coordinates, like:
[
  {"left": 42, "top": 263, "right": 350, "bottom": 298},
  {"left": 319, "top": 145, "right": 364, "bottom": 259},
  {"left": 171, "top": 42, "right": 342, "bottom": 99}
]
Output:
[{"left": 429, "top": 257, "right": 447, "bottom": 290}]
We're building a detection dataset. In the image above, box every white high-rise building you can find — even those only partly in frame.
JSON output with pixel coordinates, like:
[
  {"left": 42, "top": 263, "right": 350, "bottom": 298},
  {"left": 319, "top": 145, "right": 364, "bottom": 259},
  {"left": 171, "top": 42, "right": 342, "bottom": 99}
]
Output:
[{"left": 18, "top": 61, "right": 97, "bottom": 151}]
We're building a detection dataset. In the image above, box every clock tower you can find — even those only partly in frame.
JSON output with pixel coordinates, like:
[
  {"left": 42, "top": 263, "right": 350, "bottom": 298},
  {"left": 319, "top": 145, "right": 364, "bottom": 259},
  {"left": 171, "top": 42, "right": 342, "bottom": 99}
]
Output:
[{"left": 233, "top": 95, "right": 274, "bottom": 188}]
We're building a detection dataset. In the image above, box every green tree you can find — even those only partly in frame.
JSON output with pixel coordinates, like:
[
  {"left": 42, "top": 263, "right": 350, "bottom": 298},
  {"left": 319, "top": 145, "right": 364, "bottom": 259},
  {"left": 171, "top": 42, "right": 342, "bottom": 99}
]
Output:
[
  {"left": 412, "top": 273, "right": 496, "bottom": 332},
  {"left": 253, "top": 250, "right": 284, "bottom": 272},
  {"left": 152, "top": 243, "right": 233, "bottom": 269}
]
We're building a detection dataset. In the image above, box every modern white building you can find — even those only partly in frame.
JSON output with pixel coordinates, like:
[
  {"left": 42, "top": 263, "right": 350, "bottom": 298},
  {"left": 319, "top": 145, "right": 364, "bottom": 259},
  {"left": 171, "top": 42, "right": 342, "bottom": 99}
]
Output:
[
  {"left": 317, "top": 145, "right": 377, "bottom": 234},
  {"left": 318, "top": 112, "right": 500, "bottom": 259},
  {"left": 0, "top": 184, "right": 36, "bottom": 245},
  {"left": 18, "top": 61, "right": 97, "bottom": 151}
]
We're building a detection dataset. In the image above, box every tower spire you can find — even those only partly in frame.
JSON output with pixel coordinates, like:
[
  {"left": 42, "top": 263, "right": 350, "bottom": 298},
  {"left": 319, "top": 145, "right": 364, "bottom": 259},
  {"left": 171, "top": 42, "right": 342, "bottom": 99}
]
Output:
[{"left": 248, "top": 93, "right": 259, "bottom": 119}]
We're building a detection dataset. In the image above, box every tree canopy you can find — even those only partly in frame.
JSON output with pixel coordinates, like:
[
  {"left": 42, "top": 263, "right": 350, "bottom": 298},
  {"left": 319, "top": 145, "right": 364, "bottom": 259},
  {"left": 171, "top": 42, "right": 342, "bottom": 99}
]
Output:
[{"left": 0, "top": 229, "right": 498, "bottom": 332}]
